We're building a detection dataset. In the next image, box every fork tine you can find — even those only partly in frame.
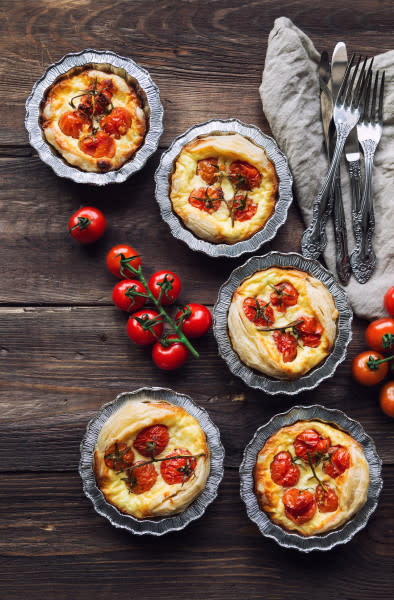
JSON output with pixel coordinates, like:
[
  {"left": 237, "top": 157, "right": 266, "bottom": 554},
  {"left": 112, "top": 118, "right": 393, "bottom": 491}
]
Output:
[
  {"left": 370, "top": 70, "right": 379, "bottom": 122},
  {"left": 353, "top": 57, "right": 372, "bottom": 108},
  {"left": 337, "top": 53, "right": 355, "bottom": 104},
  {"left": 344, "top": 55, "right": 361, "bottom": 105},
  {"left": 361, "top": 70, "right": 372, "bottom": 122},
  {"left": 378, "top": 71, "right": 385, "bottom": 123}
]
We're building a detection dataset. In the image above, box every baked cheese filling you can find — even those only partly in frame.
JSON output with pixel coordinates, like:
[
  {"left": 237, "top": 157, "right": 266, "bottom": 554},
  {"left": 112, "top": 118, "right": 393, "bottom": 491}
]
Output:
[
  {"left": 228, "top": 267, "right": 338, "bottom": 380},
  {"left": 42, "top": 68, "right": 146, "bottom": 172}
]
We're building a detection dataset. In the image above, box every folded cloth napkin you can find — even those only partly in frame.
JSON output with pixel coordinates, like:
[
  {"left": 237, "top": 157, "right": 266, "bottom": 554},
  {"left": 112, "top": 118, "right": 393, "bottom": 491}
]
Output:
[{"left": 260, "top": 17, "right": 394, "bottom": 320}]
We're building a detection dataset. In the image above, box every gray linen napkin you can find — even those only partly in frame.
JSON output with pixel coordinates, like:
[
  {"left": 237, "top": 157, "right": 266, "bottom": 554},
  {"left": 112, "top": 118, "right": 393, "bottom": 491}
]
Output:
[{"left": 260, "top": 17, "right": 394, "bottom": 320}]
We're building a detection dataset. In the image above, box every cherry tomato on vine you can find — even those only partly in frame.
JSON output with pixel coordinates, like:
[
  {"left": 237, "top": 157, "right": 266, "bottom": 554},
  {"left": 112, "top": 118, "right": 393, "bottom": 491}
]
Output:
[
  {"left": 126, "top": 309, "right": 163, "bottom": 346},
  {"left": 380, "top": 381, "right": 394, "bottom": 418},
  {"left": 384, "top": 287, "right": 394, "bottom": 317},
  {"left": 133, "top": 425, "right": 169, "bottom": 457},
  {"left": 152, "top": 335, "right": 188, "bottom": 370},
  {"left": 68, "top": 206, "right": 106, "bottom": 244},
  {"left": 366, "top": 317, "right": 394, "bottom": 354},
  {"left": 148, "top": 270, "right": 181, "bottom": 305},
  {"left": 160, "top": 449, "right": 196, "bottom": 485},
  {"left": 125, "top": 461, "right": 158, "bottom": 494},
  {"left": 351, "top": 350, "right": 389, "bottom": 386},
  {"left": 112, "top": 279, "right": 147, "bottom": 312},
  {"left": 282, "top": 488, "right": 316, "bottom": 524},
  {"left": 175, "top": 304, "right": 212, "bottom": 338},
  {"left": 106, "top": 244, "right": 141, "bottom": 279},
  {"left": 270, "top": 451, "right": 300, "bottom": 487}
]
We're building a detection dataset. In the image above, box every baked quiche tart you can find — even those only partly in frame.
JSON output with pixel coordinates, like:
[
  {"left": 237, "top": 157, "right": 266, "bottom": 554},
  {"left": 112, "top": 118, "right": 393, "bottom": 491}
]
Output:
[
  {"left": 170, "top": 133, "right": 278, "bottom": 244},
  {"left": 227, "top": 267, "right": 338, "bottom": 380},
  {"left": 254, "top": 420, "right": 370, "bottom": 535},
  {"left": 93, "top": 396, "right": 210, "bottom": 519},
  {"left": 41, "top": 68, "right": 147, "bottom": 172}
]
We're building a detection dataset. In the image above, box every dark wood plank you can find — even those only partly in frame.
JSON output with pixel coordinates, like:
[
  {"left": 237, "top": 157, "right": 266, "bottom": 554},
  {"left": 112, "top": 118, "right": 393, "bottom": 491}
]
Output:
[{"left": 0, "top": 469, "right": 392, "bottom": 600}]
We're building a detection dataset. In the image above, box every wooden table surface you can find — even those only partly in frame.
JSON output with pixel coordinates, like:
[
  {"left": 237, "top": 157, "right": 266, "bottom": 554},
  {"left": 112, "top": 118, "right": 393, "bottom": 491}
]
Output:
[{"left": 1, "top": 1, "right": 393, "bottom": 598}]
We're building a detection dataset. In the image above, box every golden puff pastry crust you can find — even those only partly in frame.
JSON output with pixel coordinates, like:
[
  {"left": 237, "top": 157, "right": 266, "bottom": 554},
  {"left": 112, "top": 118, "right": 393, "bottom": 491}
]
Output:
[
  {"left": 93, "top": 397, "right": 210, "bottom": 519},
  {"left": 170, "top": 134, "right": 278, "bottom": 244},
  {"left": 228, "top": 267, "right": 338, "bottom": 380},
  {"left": 42, "top": 69, "right": 146, "bottom": 172},
  {"left": 254, "top": 420, "right": 370, "bottom": 535}
]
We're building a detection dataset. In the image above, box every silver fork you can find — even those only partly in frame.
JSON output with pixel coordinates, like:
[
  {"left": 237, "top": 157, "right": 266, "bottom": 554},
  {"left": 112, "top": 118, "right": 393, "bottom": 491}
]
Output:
[
  {"left": 301, "top": 55, "right": 369, "bottom": 260},
  {"left": 350, "top": 69, "right": 385, "bottom": 283}
]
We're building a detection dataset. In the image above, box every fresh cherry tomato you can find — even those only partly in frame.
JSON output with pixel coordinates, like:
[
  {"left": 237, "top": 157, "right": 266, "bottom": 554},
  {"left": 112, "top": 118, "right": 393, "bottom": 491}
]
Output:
[
  {"left": 104, "top": 441, "right": 134, "bottom": 472},
  {"left": 126, "top": 309, "right": 163, "bottom": 346},
  {"left": 228, "top": 160, "right": 262, "bottom": 190},
  {"left": 232, "top": 194, "right": 258, "bottom": 221},
  {"left": 270, "top": 451, "right": 300, "bottom": 487},
  {"left": 112, "top": 279, "right": 147, "bottom": 312},
  {"left": 152, "top": 335, "right": 188, "bottom": 370},
  {"left": 365, "top": 317, "right": 394, "bottom": 354},
  {"left": 282, "top": 488, "right": 316, "bottom": 524},
  {"left": 293, "top": 429, "right": 330, "bottom": 463},
  {"left": 351, "top": 350, "right": 389, "bottom": 386},
  {"left": 148, "top": 270, "right": 181, "bottom": 306},
  {"left": 106, "top": 244, "right": 141, "bottom": 279},
  {"left": 188, "top": 186, "right": 223, "bottom": 213},
  {"left": 196, "top": 158, "right": 219, "bottom": 185},
  {"left": 160, "top": 449, "right": 197, "bottom": 485},
  {"left": 133, "top": 425, "right": 170, "bottom": 457},
  {"left": 380, "top": 381, "right": 394, "bottom": 418},
  {"left": 59, "top": 110, "right": 90, "bottom": 138},
  {"left": 79, "top": 131, "right": 116, "bottom": 158},
  {"left": 270, "top": 281, "right": 299, "bottom": 312},
  {"left": 68, "top": 206, "right": 106, "bottom": 244},
  {"left": 323, "top": 446, "right": 350, "bottom": 478},
  {"left": 100, "top": 107, "right": 132, "bottom": 139},
  {"left": 272, "top": 331, "right": 298, "bottom": 362},
  {"left": 315, "top": 484, "right": 339, "bottom": 513},
  {"left": 125, "top": 461, "right": 157, "bottom": 494},
  {"left": 175, "top": 304, "right": 212, "bottom": 338},
  {"left": 296, "top": 316, "right": 324, "bottom": 348},
  {"left": 384, "top": 287, "right": 394, "bottom": 317},
  {"left": 243, "top": 297, "right": 275, "bottom": 327}
]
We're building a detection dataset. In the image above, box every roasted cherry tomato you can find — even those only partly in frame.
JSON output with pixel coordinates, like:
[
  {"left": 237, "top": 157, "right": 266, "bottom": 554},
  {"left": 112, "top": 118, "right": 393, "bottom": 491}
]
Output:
[
  {"left": 365, "top": 317, "right": 394, "bottom": 354},
  {"left": 59, "top": 110, "right": 90, "bottom": 138},
  {"left": 282, "top": 488, "right": 316, "bottom": 524},
  {"left": 78, "top": 78, "right": 114, "bottom": 116},
  {"left": 243, "top": 297, "right": 275, "bottom": 327},
  {"left": 100, "top": 107, "right": 132, "bottom": 139},
  {"left": 323, "top": 446, "right": 350, "bottom": 478},
  {"left": 196, "top": 158, "right": 219, "bottom": 185},
  {"left": 175, "top": 304, "right": 212, "bottom": 338},
  {"left": 270, "top": 281, "right": 299, "bottom": 312},
  {"left": 133, "top": 425, "right": 170, "bottom": 458},
  {"left": 104, "top": 441, "right": 134, "bottom": 472},
  {"left": 160, "top": 449, "right": 197, "bottom": 485},
  {"left": 380, "top": 381, "right": 394, "bottom": 418},
  {"left": 68, "top": 206, "right": 106, "bottom": 244},
  {"left": 112, "top": 279, "right": 147, "bottom": 312},
  {"left": 106, "top": 244, "right": 141, "bottom": 279},
  {"left": 125, "top": 461, "right": 157, "bottom": 494},
  {"left": 315, "top": 484, "right": 339, "bottom": 513},
  {"left": 188, "top": 186, "right": 223, "bottom": 213},
  {"left": 270, "top": 451, "right": 300, "bottom": 487},
  {"left": 384, "top": 286, "right": 394, "bottom": 317},
  {"left": 272, "top": 331, "right": 298, "bottom": 362},
  {"left": 351, "top": 350, "right": 389, "bottom": 386},
  {"left": 79, "top": 131, "right": 116, "bottom": 158},
  {"left": 152, "top": 335, "right": 188, "bottom": 370},
  {"left": 296, "top": 316, "right": 324, "bottom": 348},
  {"left": 126, "top": 309, "right": 163, "bottom": 346},
  {"left": 293, "top": 429, "right": 330, "bottom": 463},
  {"left": 148, "top": 270, "right": 181, "bottom": 306},
  {"left": 228, "top": 160, "right": 262, "bottom": 190},
  {"left": 232, "top": 194, "right": 258, "bottom": 222}
]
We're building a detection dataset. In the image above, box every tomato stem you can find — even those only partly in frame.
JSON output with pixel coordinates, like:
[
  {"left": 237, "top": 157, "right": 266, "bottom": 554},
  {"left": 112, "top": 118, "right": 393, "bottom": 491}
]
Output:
[{"left": 366, "top": 353, "right": 394, "bottom": 370}]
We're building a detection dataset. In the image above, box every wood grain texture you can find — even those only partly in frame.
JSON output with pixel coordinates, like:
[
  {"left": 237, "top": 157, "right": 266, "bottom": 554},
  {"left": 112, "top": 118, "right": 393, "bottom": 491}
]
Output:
[{"left": 1, "top": 1, "right": 393, "bottom": 599}]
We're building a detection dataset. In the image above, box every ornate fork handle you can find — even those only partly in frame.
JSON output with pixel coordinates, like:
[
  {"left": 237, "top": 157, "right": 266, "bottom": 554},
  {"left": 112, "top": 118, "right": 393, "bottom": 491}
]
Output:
[
  {"left": 347, "top": 159, "right": 362, "bottom": 215},
  {"left": 350, "top": 144, "right": 377, "bottom": 283},
  {"left": 332, "top": 171, "right": 351, "bottom": 285},
  {"left": 301, "top": 122, "right": 353, "bottom": 259}
]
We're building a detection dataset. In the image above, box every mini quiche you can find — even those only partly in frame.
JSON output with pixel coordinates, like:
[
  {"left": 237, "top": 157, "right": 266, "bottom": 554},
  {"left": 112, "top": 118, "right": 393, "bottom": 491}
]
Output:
[
  {"left": 170, "top": 133, "right": 278, "bottom": 244},
  {"left": 254, "top": 420, "right": 369, "bottom": 535},
  {"left": 41, "top": 68, "right": 147, "bottom": 172},
  {"left": 227, "top": 267, "right": 338, "bottom": 380},
  {"left": 93, "top": 397, "right": 210, "bottom": 519}
]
